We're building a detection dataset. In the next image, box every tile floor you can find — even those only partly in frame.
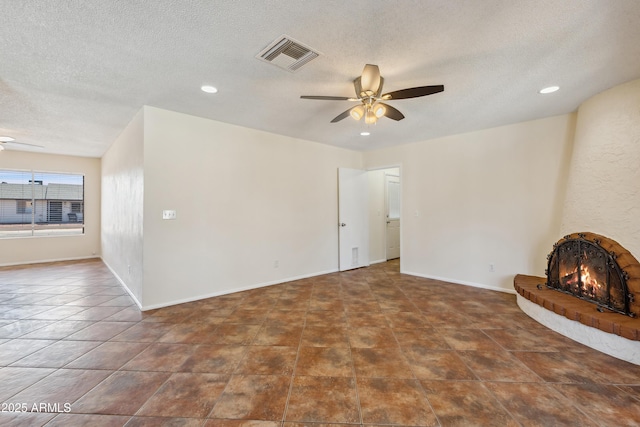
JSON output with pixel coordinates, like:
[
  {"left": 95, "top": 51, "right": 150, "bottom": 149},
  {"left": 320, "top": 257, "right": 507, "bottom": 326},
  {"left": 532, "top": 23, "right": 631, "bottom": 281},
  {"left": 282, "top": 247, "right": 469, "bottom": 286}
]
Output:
[{"left": 1, "top": 259, "right": 640, "bottom": 426}]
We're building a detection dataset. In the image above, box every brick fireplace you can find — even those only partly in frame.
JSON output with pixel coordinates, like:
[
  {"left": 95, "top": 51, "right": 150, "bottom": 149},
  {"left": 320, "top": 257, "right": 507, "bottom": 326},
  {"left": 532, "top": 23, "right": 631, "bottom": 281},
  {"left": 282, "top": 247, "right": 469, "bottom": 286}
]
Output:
[{"left": 514, "top": 232, "right": 640, "bottom": 364}]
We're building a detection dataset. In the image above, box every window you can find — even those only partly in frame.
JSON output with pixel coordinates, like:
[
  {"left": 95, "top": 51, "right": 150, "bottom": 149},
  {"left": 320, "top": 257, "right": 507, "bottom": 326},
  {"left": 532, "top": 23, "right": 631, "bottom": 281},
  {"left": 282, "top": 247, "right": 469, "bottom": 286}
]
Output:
[
  {"left": 71, "top": 202, "right": 83, "bottom": 213},
  {"left": 16, "top": 200, "right": 33, "bottom": 214},
  {"left": 0, "top": 169, "right": 85, "bottom": 238}
]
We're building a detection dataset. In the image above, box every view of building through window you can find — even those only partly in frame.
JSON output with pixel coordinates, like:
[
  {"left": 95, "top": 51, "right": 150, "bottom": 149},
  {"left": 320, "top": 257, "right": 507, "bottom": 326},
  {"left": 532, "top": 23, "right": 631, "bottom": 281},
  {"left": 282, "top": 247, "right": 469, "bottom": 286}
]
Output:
[{"left": 0, "top": 169, "right": 84, "bottom": 238}]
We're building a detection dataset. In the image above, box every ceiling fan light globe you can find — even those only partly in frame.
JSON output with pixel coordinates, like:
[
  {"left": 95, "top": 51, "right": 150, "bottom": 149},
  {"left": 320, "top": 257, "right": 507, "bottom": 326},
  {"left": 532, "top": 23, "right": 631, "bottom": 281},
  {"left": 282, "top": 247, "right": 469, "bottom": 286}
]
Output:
[
  {"left": 350, "top": 105, "right": 365, "bottom": 120},
  {"left": 364, "top": 109, "right": 377, "bottom": 124},
  {"left": 373, "top": 104, "right": 386, "bottom": 118}
]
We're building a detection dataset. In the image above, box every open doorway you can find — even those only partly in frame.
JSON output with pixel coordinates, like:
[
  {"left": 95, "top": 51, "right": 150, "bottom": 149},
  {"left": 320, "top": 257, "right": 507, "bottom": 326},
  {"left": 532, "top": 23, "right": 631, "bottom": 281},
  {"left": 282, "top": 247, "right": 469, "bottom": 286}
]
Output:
[
  {"left": 385, "top": 172, "right": 400, "bottom": 260},
  {"left": 337, "top": 166, "right": 401, "bottom": 271},
  {"left": 367, "top": 167, "right": 401, "bottom": 264}
]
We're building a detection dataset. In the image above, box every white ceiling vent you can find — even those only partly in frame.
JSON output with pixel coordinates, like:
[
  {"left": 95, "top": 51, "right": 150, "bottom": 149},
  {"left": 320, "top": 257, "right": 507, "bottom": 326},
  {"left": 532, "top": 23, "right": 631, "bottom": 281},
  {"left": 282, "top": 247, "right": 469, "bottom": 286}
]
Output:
[{"left": 256, "top": 35, "right": 320, "bottom": 72}]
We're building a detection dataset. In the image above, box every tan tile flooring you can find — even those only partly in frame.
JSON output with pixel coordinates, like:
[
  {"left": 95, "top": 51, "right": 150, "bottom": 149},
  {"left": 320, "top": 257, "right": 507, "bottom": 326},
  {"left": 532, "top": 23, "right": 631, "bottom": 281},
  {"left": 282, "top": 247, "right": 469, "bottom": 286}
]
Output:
[{"left": 1, "top": 259, "right": 640, "bottom": 426}]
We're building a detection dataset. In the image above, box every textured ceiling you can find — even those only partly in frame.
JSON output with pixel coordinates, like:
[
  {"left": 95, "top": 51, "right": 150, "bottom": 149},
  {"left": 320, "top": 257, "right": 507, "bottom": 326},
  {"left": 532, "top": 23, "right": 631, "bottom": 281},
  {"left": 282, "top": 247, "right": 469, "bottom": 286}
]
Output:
[{"left": 1, "top": 0, "right": 640, "bottom": 157}]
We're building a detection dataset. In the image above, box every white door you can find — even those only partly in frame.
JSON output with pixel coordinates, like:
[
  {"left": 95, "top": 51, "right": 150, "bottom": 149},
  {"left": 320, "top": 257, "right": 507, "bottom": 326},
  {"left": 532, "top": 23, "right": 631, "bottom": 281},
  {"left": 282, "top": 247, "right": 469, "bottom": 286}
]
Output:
[
  {"left": 338, "top": 168, "right": 370, "bottom": 271},
  {"left": 385, "top": 174, "right": 400, "bottom": 260}
]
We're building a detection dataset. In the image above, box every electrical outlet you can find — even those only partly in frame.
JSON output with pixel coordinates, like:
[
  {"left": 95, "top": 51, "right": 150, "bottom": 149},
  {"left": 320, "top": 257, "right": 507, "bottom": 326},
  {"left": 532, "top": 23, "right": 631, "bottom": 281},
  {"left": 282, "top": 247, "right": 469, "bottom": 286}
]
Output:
[
  {"left": 489, "top": 263, "right": 495, "bottom": 272},
  {"left": 274, "top": 260, "right": 279, "bottom": 268},
  {"left": 162, "top": 210, "right": 177, "bottom": 220}
]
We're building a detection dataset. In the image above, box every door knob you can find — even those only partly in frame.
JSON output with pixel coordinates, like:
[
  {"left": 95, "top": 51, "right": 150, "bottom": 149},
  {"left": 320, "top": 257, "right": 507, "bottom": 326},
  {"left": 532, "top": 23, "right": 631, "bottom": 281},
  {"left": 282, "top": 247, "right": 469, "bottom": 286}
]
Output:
[{"left": 340, "top": 223, "right": 346, "bottom": 227}]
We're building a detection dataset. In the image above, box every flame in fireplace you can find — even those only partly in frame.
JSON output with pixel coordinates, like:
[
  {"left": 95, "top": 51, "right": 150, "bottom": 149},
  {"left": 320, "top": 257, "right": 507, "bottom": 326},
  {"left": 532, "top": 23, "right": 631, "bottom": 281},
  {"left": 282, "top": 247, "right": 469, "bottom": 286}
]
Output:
[
  {"left": 580, "top": 264, "right": 601, "bottom": 292},
  {"left": 563, "top": 251, "right": 602, "bottom": 297}
]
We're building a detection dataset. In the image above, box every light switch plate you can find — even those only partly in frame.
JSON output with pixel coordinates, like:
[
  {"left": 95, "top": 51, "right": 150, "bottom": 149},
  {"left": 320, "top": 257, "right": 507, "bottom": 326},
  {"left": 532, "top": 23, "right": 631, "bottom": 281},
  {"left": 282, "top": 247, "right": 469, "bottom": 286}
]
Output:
[{"left": 162, "top": 210, "right": 177, "bottom": 220}]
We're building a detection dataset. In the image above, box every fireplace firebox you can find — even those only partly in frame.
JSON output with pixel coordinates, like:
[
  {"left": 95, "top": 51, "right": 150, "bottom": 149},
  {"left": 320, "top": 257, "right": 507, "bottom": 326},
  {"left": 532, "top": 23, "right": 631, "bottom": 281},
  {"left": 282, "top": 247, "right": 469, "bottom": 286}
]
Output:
[{"left": 546, "top": 233, "right": 633, "bottom": 317}]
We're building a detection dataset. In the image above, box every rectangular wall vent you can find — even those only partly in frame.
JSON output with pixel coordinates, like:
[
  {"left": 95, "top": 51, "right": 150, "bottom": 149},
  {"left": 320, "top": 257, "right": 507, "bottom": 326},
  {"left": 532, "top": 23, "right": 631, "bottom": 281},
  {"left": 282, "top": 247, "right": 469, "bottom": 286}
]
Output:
[{"left": 256, "top": 35, "right": 320, "bottom": 72}]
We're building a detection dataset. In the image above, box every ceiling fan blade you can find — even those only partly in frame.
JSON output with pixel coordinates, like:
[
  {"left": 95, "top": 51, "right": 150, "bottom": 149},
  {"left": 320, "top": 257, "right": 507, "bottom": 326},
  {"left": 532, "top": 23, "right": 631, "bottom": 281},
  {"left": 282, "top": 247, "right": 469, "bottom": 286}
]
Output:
[
  {"left": 330, "top": 107, "right": 354, "bottom": 123},
  {"left": 301, "top": 95, "right": 354, "bottom": 101},
  {"left": 1, "top": 141, "right": 44, "bottom": 148},
  {"left": 379, "top": 103, "right": 405, "bottom": 121},
  {"left": 354, "top": 77, "right": 363, "bottom": 98},
  {"left": 382, "top": 85, "right": 444, "bottom": 100},
  {"left": 360, "top": 64, "right": 382, "bottom": 95}
]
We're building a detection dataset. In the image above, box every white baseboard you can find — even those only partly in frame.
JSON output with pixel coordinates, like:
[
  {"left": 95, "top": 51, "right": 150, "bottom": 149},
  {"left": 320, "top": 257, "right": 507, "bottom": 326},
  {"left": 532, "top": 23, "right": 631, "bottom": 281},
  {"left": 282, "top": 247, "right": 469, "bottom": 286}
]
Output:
[
  {"left": 369, "top": 258, "right": 387, "bottom": 265},
  {"left": 100, "top": 258, "right": 143, "bottom": 310},
  {"left": 139, "top": 268, "right": 340, "bottom": 311},
  {"left": 401, "top": 270, "right": 517, "bottom": 294},
  {"left": 0, "top": 255, "right": 99, "bottom": 268}
]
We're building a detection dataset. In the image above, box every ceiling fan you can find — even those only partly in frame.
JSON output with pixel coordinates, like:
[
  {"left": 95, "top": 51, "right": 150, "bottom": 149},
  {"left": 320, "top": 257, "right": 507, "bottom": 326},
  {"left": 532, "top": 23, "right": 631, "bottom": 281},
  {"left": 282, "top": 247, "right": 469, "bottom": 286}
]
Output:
[
  {"left": 0, "top": 137, "right": 44, "bottom": 151},
  {"left": 301, "top": 64, "right": 444, "bottom": 124}
]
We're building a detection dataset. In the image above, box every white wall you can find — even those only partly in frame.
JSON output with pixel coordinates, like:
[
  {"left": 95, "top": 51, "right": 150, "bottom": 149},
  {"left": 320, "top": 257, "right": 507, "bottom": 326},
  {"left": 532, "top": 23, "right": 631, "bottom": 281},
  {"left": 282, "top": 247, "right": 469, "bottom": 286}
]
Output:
[
  {"left": 101, "top": 109, "right": 144, "bottom": 305},
  {"left": 141, "top": 106, "right": 362, "bottom": 309},
  {"left": 364, "top": 114, "right": 576, "bottom": 292},
  {"left": 561, "top": 78, "right": 640, "bottom": 258},
  {"left": 0, "top": 150, "right": 101, "bottom": 266}
]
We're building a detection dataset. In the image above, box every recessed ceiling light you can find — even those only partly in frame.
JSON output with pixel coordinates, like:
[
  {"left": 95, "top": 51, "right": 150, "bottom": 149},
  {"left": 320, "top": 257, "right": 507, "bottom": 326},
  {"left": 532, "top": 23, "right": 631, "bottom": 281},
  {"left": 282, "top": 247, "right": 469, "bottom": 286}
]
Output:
[
  {"left": 0, "top": 136, "right": 15, "bottom": 142},
  {"left": 360, "top": 132, "right": 370, "bottom": 136},
  {"left": 201, "top": 85, "right": 218, "bottom": 94},
  {"left": 539, "top": 86, "right": 559, "bottom": 94}
]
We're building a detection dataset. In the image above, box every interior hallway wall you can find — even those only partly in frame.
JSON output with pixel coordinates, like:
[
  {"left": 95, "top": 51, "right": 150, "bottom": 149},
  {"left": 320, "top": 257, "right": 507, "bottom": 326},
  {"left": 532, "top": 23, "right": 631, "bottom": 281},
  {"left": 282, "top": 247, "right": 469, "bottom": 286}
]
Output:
[
  {"left": 101, "top": 109, "right": 145, "bottom": 305},
  {"left": 368, "top": 169, "right": 387, "bottom": 264}
]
